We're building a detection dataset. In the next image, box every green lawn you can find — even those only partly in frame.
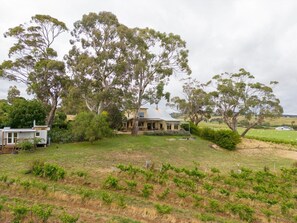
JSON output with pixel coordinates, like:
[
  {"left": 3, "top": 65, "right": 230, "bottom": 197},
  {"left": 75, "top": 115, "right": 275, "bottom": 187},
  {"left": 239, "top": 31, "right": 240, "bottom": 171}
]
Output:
[
  {"left": 0, "top": 135, "right": 297, "bottom": 222},
  {"left": 0, "top": 135, "right": 294, "bottom": 177}
]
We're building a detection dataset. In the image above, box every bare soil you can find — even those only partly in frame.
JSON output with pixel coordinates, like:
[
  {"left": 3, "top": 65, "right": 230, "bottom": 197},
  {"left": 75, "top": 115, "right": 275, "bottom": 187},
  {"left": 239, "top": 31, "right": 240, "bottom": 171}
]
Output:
[{"left": 237, "top": 138, "right": 297, "bottom": 160}]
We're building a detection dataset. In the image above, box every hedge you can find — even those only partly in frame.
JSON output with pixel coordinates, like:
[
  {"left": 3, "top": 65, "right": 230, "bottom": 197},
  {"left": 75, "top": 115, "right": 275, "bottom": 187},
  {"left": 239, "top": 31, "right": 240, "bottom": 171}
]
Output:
[{"left": 189, "top": 123, "right": 241, "bottom": 150}]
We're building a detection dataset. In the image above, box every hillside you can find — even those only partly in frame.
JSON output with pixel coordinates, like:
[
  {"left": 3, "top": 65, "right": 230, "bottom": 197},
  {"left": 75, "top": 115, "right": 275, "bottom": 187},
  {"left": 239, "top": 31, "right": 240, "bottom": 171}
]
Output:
[{"left": 0, "top": 135, "right": 297, "bottom": 222}]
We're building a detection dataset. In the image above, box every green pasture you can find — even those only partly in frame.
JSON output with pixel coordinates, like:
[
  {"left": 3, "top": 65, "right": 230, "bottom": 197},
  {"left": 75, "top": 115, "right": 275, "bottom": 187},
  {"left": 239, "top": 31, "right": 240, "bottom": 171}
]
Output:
[{"left": 0, "top": 135, "right": 294, "bottom": 178}]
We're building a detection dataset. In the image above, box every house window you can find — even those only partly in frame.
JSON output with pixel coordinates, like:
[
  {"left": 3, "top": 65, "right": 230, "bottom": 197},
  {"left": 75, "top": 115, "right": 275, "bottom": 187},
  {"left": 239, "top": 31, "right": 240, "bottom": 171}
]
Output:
[
  {"left": 7, "top": 132, "right": 18, "bottom": 144},
  {"left": 167, "top": 123, "right": 171, "bottom": 130},
  {"left": 138, "top": 112, "right": 144, "bottom": 118},
  {"left": 36, "top": 132, "right": 40, "bottom": 137},
  {"left": 174, "top": 124, "right": 179, "bottom": 130}
]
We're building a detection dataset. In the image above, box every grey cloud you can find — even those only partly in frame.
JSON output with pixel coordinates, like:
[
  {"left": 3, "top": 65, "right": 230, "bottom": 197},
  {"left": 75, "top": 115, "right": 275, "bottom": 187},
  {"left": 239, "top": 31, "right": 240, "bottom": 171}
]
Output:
[{"left": 0, "top": 0, "right": 297, "bottom": 113}]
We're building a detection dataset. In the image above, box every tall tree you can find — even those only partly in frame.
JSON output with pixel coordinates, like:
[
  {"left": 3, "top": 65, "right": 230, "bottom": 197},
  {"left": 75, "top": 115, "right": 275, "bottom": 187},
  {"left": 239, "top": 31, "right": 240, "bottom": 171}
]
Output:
[
  {"left": 7, "top": 85, "right": 21, "bottom": 104},
  {"left": 171, "top": 78, "right": 213, "bottom": 125},
  {"left": 127, "top": 28, "right": 191, "bottom": 135},
  {"left": 66, "top": 12, "right": 131, "bottom": 114},
  {"left": 0, "top": 14, "right": 69, "bottom": 127},
  {"left": 211, "top": 68, "right": 283, "bottom": 136}
]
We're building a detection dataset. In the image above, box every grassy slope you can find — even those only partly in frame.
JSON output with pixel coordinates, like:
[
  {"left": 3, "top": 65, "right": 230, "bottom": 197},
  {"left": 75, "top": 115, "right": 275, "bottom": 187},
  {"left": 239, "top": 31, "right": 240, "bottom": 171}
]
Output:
[
  {"left": 0, "top": 135, "right": 296, "bottom": 222},
  {"left": 0, "top": 135, "right": 294, "bottom": 176}
]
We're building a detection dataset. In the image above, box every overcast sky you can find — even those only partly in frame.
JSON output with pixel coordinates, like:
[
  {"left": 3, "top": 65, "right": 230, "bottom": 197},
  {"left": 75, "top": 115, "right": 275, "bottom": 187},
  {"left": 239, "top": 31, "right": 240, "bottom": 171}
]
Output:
[{"left": 1, "top": 0, "right": 297, "bottom": 114}]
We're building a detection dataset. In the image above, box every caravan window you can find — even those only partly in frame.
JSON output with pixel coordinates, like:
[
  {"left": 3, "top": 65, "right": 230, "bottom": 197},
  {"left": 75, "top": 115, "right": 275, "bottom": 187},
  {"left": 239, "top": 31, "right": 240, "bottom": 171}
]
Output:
[{"left": 7, "top": 132, "right": 18, "bottom": 144}]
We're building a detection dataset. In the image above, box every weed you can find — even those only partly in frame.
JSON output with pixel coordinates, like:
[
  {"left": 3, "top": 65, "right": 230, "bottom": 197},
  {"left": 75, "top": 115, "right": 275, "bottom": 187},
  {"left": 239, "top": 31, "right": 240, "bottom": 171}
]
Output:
[
  {"left": 155, "top": 204, "right": 172, "bottom": 214},
  {"left": 59, "top": 212, "right": 79, "bottom": 223}
]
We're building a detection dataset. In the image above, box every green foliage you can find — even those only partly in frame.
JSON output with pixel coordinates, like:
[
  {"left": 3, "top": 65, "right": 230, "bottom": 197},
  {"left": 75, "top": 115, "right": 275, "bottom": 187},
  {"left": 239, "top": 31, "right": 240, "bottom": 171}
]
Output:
[
  {"left": 2, "top": 14, "right": 69, "bottom": 127},
  {"left": 103, "top": 176, "right": 120, "bottom": 189},
  {"left": 17, "top": 140, "right": 34, "bottom": 151},
  {"left": 31, "top": 204, "right": 53, "bottom": 223},
  {"left": 59, "top": 212, "right": 79, "bottom": 223},
  {"left": 30, "top": 160, "right": 65, "bottom": 181},
  {"left": 226, "top": 203, "right": 254, "bottom": 222},
  {"left": 141, "top": 184, "right": 154, "bottom": 198},
  {"left": 155, "top": 204, "right": 172, "bottom": 214},
  {"left": 8, "top": 99, "right": 46, "bottom": 128},
  {"left": 48, "top": 127, "right": 73, "bottom": 143},
  {"left": 198, "top": 213, "right": 216, "bottom": 222},
  {"left": 190, "top": 123, "right": 241, "bottom": 150},
  {"left": 157, "top": 188, "right": 170, "bottom": 200},
  {"left": 211, "top": 68, "right": 283, "bottom": 136},
  {"left": 10, "top": 204, "right": 29, "bottom": 223},
  {"left": 71, "top": 112, "right": 113, "bottom": 142},
  {"left": 143, "top": 129, "right": 190, "bottom": 136},
  {"left": 101, "top": 192, "right": 113, "bottom": 205}
]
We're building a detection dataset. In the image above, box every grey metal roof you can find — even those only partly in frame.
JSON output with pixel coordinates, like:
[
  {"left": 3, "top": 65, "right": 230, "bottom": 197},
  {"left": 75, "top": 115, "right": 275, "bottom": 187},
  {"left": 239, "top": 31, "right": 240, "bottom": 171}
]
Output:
[
  {"left": 1, "top": 129, "right": 36, "bottom": 133},
  {"left": 144, "top": 107, "right": 180, "bottom": 122}
]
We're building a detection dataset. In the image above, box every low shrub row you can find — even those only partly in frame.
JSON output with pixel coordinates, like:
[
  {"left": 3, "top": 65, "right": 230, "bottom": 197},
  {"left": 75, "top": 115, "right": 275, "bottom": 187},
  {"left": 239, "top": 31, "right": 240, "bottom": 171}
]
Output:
[
  {"left": 189, "top": 123, "right": 241, "bottom": 150},
  {"left": 144, "top": 129, "right": 191, "bottom": 136}
]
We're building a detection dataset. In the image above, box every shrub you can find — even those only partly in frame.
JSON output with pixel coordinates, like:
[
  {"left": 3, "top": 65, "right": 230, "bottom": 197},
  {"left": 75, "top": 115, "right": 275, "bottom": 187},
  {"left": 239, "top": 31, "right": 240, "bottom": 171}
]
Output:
[
  {"left": 103, "top": 176, "right": 120, "bottom": 189},
  {"left": 189, "top": 122, "right": 241, "bottom": 150},
  {"left": 71, "top": 112, "right": 113, "bottom": 143},
  {"left": 144, "top": 129, "right": 190, "bottom": 136},
  {"left": 32, "top": 204, "right": 53, "bottom": 223},
  {"left": 141, "top": 184, "right": 154, "bottom": 198},
  {"left": 59, "top": 212, "right": 79, "bottom": 223},
  {"left": 30, "top": 160, "right": 65, "bottom": 181},
  {"left": 17, "top": 140, "right": 34, "bottom": 151},
  {"left": 155, "top": 204, "right": 172, "bottom": 214},
  {"left": 48, "top": 127, "right": 73, "bottom": 143},
  {"left": 214, "top": 129, "right": 241, "bottom": 150}
]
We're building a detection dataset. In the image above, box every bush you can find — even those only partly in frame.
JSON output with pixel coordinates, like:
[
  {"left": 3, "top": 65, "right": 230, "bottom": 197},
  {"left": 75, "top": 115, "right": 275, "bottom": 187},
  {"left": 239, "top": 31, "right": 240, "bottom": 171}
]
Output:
[
  {"left": 71, "top": 112, "right": 113, "bottom": 142},
  {"left": 189, "top": 123, "right": 240, "bottom": 150},
  {"left": 48, "top": 127, "right": 73, "bottom": 143},
  {"left": 144, "top": 129, "right": 190, "bottom": 136},
  {"left": 155, "top": 204, "right": 172, "bottom": 214},
  {"left": 30, "top": 160, "right": 65, "bottom": 181},
  {"left": 17, "top": 140, "right": 34, "bottom": 151},
  {"left": 214, "top": 129, "right": 241, "bottom": 150}
]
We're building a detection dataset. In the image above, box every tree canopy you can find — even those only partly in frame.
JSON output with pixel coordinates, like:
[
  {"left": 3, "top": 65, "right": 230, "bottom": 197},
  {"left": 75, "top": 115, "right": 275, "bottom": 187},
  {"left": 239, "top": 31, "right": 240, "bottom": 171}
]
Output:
[
  {"left": 211, "top": 68, "right": 283, "bottom": 136},
  {"left": 0, "top": 14, "right": 69, "bottom": 127}
]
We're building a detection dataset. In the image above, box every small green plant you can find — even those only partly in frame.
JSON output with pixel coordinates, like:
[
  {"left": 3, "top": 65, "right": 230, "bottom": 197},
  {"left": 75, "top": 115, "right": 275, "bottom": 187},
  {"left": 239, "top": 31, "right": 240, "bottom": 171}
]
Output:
[
  {"left": 141, "top": 184, "right": 154, "bottom": 198},
  {"left": 125, "top": 180, "right": 137, "bottom": 192},
  {"left": 155, "top": 204, "right": 172, "bottom": 214},
  {"left": 198, "top": 213, "right": 216, "bottom": 222},
  {"left": 32, "top": 204, "right": 53, "bottom": 223},
  {"left": 176, "top": 190, "right": 189, "bottom": 198},
  {"left": 59, "top": 212, "right": 79, "bottom": 223},
  {"left": 78, "top": 188, "right": 93, "bottom": 203},
  {"left": 10, "top": 204, "right": 29, "bottom": 223},
  {"left": 157, "top": 188, "right": 170, "bottom": 200},
  {"left": 101, "top": 192, "right": 113, "bottom": 205},
  {"left": 103, "top": 175, "right": 120, "bottom": 189},
  {"left": 117, "top": 195, "right": 127, "bottom": 208}
]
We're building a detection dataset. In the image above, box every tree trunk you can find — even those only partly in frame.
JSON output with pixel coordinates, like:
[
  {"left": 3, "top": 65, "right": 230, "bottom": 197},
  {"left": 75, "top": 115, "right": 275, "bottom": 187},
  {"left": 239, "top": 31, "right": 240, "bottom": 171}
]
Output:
[
  {"left": 241, "top": 124, "right": 256, "bottom": 137},
  {"left": 46, "top": 96, "right": 58, "bottom": 127},
  {"left": 131, "top": 107, "right": 140, "bottom": 135}
]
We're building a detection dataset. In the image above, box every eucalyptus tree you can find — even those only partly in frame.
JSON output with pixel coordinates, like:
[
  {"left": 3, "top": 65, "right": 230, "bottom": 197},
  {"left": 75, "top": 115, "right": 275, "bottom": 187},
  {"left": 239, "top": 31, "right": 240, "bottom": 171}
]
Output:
[
  {"left": 127, "top": 28, "right": 191, "bottom": 135},
  {"left": 0, "top": 15, "right": 69, "bottom": 127},
  {"left": 211, "top": 68, "right": 283, "bottom": 136},
  {"left": 66, "top": 12, "right": 131, "bottom": 115},
  {"left": 7, "top": 86, "right": 21, "bottom": 104},
  {"left": 171, "top": 78, "right": 213, "bottom": 125}
]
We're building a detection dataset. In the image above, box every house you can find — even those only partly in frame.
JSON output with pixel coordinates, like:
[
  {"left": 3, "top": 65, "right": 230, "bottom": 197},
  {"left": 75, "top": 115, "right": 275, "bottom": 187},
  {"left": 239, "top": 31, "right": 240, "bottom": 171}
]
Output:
[
  {"left": 123, "top": 107, "right": 181, "bottom": 131},
  {"left": 0, "top": 124, "right": 50, "bottom": 152}
]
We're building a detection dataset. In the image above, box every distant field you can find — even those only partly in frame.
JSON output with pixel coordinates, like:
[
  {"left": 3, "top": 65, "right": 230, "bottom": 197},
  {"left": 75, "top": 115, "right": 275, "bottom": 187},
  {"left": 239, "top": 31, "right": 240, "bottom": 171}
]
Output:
[{"left": 0, "top": 135, "right": 296, "bottom": 222}]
